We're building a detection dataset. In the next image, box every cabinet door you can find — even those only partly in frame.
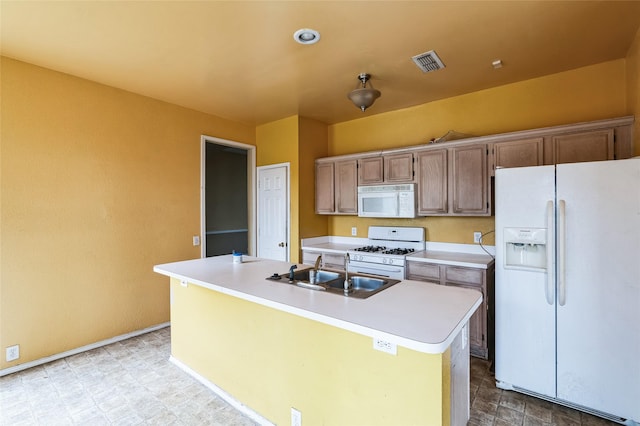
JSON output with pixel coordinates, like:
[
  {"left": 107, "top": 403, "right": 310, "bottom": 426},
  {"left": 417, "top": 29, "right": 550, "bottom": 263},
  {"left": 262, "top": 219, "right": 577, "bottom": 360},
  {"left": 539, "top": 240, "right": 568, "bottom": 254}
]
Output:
[
  {"left": 384, "top": 153, "right": 414, "bottom": 183},
  {"left": 358, "top": 157, "right": 384, "bottom": 185},
  {"left": 553, "top": 129, "right": 614, "bottom": 164},
  {"left": 315, "top": 162, "right": 335, "bottom": 214},
  {"left": 406, "top": 261, "right": 442, "bottom": 283},
  {"left": 323, "top": 252, "right": 346, "bottom": 271},
  {"left": 302, "top": 250, "right": 323, "bottom": 267},
  {"left": 451, "top": 145, "right": 489, "bottom": 215},
  {"left": 447, "top": 283, "right": 486, "bottom": 357},
  {"left": 416, "top": 149, "right": 448, "bottom": 215},
  {"left": 335, "top": 160, "right": 358, "bottom": 214},
  {"left": 492, "top": 137, "right": 543, "bottom": 175}
]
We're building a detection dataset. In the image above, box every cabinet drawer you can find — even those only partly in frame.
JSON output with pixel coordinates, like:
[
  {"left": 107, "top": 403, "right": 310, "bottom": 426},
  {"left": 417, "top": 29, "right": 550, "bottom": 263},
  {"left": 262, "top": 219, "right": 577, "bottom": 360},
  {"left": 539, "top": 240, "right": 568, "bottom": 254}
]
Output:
[
  {"left": 406, "top": 261, "right": 441, "bottom": 282},
  {"left": 302, "top": 251, "right": 322, "bottom": 266},
  {"left": 323, "top": 253, "right": 346, "bottom": 271},
  {"left": 445, "top": 266, "right": 483, "bottom": 286}
]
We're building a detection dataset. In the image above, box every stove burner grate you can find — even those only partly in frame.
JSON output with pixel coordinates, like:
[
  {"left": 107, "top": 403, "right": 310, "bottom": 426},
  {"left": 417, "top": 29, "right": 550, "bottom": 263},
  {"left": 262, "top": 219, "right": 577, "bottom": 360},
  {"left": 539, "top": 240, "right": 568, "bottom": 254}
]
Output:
[
  {"left": 354, "top": 245, "right": 386, "bottom": 253},
  {"left": 382, "top": 248, "right": 416, "bottom": 255}
]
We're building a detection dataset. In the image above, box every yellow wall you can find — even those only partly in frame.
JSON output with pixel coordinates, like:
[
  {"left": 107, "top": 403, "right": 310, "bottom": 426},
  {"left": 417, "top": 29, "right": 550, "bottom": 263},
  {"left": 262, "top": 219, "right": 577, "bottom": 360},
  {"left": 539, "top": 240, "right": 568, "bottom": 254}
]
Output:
[
  {"left": 171, "top": 278, "right": 450, "bottom": 425},
  {"left": 327, "top": 59, "right": 629, "bottom": 244},
  {"left": 255, "top": 116, "right": 300, "bottom": 261},
  {"left": 627, "top": 27, "right": 640, "bottom": 156},
  {"left": 298, "top": 117, "right": 329, "bottom": 240},
  {"left": 256, "top": 116, "right": 329, "bottom": 262},
  {"left": 0, "top": 57, "right": 254, "bottom": 369}
]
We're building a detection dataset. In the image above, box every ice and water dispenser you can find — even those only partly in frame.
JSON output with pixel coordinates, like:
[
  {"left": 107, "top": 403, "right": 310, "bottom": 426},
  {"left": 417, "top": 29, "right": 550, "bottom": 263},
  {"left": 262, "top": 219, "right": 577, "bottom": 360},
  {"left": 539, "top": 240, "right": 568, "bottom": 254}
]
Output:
[{"left": 504, "top": 228, "right": 547, "bottom": 271}]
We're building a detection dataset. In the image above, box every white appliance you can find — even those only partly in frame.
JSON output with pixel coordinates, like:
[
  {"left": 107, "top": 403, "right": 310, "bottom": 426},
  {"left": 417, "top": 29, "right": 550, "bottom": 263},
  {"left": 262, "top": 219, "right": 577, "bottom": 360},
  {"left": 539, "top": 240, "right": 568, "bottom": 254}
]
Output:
[
  {"left": 495, "top": 159, "right": 640, "bottom": 425},
  {"left": 347, "top": 226, "right": 425, "bottom": 279},
  {"left": 357, "top": 184, "right": 416, "bottom": 218}
]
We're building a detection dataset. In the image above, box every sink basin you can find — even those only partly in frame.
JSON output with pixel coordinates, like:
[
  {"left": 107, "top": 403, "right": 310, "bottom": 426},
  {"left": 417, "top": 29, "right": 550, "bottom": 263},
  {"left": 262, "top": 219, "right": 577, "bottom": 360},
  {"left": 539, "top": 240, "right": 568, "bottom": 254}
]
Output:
[
  {"left": 327, "top": 276, "right": 387, "bottom": 291},
  {"left": 288, "top": 269, "right": 341, "bottom": 283},
  {"left": 266, "top": 268, "right": 400, "bottom": 299}
]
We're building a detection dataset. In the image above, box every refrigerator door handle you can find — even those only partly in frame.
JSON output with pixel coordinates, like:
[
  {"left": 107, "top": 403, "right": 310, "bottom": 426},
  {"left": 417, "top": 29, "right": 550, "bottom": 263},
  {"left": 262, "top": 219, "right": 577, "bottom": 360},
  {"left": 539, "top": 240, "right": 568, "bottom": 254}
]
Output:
[
  {"left": 546, "top": 200, "right": 555, "bottom": 305},
  {"left": 558, "top": 199, "right": 567, "bottom": 306}
]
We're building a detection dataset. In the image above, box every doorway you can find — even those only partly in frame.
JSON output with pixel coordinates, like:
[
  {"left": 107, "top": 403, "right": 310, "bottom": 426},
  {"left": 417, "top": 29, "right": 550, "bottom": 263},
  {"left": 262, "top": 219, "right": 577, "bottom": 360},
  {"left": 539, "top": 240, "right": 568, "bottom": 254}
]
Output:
[{"left": 201, "top": 136, "right": 256, "bottom": 258}]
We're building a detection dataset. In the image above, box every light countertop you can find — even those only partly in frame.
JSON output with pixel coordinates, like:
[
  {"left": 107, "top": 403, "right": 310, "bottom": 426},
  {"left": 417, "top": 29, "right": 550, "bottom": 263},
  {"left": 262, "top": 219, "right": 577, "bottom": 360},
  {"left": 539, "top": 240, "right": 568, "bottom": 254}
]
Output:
[
  {"left": 154, "top": 255, "right": 482, "bottom": 354},
  {"left": 407, "top": 250, "right": 494, "bottom": 269},
  {"left": 301, "top": 236, "right": 495, "bottom": 269}
]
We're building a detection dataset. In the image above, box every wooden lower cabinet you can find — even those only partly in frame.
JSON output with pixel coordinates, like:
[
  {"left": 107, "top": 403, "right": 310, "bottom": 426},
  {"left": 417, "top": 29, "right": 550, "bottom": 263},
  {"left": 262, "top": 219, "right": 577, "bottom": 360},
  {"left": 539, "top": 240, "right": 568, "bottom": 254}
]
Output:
[
  {"left": 302, "top": 249, "right": 346, "bottom": 272},
  {"left": 406, "top": 260, "right": 495, "bottom": 359}
]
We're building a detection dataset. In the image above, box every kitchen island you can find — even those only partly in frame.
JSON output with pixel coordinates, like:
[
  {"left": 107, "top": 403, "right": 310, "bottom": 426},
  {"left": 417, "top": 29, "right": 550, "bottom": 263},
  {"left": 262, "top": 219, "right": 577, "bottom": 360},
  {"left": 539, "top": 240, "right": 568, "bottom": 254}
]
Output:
[{"left": 154, "top": 255, "right": 482, "bottom": 425}]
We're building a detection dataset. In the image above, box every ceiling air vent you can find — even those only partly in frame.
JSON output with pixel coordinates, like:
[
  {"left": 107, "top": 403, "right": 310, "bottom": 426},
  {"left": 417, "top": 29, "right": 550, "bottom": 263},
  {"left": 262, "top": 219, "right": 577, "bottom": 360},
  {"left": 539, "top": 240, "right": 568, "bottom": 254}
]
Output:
[{"left": 411, "top": 50, "right": 445, "bottom": 73}]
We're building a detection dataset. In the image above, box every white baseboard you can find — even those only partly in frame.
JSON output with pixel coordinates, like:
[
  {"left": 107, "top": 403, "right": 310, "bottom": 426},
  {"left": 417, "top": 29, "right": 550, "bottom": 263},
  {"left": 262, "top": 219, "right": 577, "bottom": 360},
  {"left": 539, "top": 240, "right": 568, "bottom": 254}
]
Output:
[
  {"left": 170, "top": 355, "right": 274, "bottom": 426},
  {"left": 0, "top": 322, "right": 170, "bottom": 377}
]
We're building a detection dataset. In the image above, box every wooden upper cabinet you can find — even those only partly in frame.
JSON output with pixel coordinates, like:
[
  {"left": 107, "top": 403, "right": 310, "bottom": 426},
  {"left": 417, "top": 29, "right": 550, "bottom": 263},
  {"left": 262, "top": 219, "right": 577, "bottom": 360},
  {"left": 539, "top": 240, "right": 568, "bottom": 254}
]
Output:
[
  {"left": 416, "top": 149, "right": 448, "bottom": 215},
  {"left": 451, "top": 145, "right": 489, "bottom": 215},
  {"left": 358, "top": 157, "right": 384, "bottom": 185},
  {"left": 552, "top": 129, "right": 614, "bottom": 165},
  {"left": 491, "top": 137, "right": 543, "bottom": 175},
  {"left": 384, "top": 152, "right": 414, "bottom": 183},
  {"left": 315, "top": 162, "right": 335, "bottom": 214},
  {"left": 358, "top": 153, "right": 414, "bottom": 185},
  {"left": 335, "top": 160, "right": 358, "bottom": 214}
]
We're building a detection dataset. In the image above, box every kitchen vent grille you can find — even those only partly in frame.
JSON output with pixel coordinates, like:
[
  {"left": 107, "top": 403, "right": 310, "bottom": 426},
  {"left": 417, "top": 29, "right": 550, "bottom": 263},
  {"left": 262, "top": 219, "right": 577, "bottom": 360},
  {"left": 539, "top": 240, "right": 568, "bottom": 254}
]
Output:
[{"left": 411, "top": 50, "right": 445, "bottom": 73}]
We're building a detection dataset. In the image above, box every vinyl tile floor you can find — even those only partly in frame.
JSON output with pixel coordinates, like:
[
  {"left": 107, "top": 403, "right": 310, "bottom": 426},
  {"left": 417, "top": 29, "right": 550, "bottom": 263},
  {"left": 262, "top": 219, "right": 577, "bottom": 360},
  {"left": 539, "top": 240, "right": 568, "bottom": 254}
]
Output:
[
  {"left": 0, "top": 327, "right": 624, "bottom": 426},
  {"left": 469, "top": 358, "right": 621, "bottom": 426}
]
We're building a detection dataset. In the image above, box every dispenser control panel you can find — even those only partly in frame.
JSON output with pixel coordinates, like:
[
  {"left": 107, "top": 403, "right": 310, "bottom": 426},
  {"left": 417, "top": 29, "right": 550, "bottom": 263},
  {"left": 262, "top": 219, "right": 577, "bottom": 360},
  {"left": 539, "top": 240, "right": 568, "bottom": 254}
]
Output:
[{"left": 504, "top": 228, "right": 547, "bottom": 271}]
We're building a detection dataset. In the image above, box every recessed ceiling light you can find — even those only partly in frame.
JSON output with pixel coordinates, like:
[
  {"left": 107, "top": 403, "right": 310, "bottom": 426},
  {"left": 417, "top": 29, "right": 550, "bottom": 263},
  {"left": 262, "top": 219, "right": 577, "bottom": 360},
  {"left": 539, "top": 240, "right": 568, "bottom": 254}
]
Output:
[{"left": 293, "top": 28, "right": 320, "bottom": 45}]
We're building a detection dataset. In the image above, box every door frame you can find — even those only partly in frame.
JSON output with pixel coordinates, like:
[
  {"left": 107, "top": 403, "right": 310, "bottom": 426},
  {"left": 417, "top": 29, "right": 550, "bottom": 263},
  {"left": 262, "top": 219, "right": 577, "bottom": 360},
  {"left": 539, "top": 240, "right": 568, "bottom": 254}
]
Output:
[
  {"left": 200, "top": 135, "right": 256, "bottom": 258},
  {"left": 257, "top": 163, "right": 291, "bottom": 262}
]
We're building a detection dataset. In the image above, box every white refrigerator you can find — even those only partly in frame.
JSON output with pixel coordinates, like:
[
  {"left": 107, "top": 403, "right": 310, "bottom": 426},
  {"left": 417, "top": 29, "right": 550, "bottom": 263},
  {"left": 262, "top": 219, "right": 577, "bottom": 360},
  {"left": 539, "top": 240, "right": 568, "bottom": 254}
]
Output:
[{"left": 495, "top": 158, "right": 640, "bottom": 424}]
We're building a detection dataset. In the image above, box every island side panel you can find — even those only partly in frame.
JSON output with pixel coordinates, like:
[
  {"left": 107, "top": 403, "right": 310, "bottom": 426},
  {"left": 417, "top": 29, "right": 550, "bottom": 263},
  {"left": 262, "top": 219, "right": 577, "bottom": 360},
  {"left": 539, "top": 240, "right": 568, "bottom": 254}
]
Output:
[{"left": 169, "top": 278, "right": 451, "bottom": 425}]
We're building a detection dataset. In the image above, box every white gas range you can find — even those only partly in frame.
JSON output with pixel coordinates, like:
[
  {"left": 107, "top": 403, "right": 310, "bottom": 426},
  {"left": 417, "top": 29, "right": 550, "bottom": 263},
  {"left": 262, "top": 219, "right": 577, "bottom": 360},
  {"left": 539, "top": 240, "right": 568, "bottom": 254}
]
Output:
[{"left": 347, "top": 226, "right": 425, "bottom": 280}]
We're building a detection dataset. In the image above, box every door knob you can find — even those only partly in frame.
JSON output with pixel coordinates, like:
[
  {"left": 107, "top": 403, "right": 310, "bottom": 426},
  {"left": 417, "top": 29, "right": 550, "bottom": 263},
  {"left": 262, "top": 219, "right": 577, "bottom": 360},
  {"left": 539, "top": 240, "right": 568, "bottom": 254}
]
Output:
[{"left": 278, "top": 242, "right": 286, "bottom": 247}]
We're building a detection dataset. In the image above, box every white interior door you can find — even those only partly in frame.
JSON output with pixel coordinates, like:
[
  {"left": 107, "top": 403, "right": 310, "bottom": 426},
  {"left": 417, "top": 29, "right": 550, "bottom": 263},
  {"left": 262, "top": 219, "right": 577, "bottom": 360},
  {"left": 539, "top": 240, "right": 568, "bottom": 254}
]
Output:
[
  {"left": 257, "top": 164, "right": 289, "bottom": 261},
  {"left": 555, "top": 159, "right": 640, "bottom": 420}
]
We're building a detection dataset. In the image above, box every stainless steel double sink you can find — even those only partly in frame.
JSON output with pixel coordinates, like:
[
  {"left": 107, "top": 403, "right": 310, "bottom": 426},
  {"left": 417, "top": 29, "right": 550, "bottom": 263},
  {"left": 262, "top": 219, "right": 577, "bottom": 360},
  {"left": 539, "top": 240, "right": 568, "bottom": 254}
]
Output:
[{"left": 266, "top": 268, "right": 400, "bottom": 299}]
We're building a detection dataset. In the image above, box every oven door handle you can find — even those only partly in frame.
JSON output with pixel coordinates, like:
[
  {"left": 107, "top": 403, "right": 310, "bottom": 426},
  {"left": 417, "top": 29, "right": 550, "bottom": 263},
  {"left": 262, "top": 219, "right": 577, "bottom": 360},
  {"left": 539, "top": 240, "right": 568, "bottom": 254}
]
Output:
[{"left": 347, "top": 263, "right": 404, "bottom": 279}]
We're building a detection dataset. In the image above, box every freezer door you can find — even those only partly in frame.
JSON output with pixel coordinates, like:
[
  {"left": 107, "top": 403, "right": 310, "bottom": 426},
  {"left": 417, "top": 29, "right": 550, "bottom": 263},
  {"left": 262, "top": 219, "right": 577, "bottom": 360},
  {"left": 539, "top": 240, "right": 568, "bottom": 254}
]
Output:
[
  {"left": 495, "top": 165, "right": 556, "bottom": 398},
  {"left": 556, "top": 159, "right": 640, "bottom": 421}
]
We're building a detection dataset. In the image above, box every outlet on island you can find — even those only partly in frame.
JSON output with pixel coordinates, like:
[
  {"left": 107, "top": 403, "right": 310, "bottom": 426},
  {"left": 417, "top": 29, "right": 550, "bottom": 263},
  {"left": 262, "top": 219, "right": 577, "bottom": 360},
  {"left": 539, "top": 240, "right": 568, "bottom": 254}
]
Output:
[{"left": 351, "top": 227, "right": 357, "bottom": 236}]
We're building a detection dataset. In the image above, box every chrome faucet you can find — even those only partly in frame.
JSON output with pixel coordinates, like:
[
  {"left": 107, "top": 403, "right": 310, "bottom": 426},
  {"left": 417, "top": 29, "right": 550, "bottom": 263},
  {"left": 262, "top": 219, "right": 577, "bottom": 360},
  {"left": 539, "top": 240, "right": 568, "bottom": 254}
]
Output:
[
  {"left": 314, "top": 255, "right": 322, "bottom": 271},
  {"left": 344, "top": 253, "right": 352, "bottom": 295}
]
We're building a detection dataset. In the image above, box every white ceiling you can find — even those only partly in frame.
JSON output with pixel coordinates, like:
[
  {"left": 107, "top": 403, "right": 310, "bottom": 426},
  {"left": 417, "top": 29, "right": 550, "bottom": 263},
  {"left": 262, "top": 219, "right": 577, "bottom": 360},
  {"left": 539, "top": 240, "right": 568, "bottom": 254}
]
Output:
[{"left": 2, "top": 1, "right": 639, "bottom": 125}]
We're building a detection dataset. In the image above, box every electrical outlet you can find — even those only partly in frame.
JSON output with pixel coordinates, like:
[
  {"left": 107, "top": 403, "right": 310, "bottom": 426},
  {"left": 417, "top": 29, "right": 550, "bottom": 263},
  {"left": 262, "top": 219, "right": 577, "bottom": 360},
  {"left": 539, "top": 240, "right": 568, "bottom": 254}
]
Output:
[
  {"left": 373, "top": 338, "right": 397, "bottom": 355},
  {"left": 6, "top": 345, "right": 19, "bottom": 362},
  {"left": 291, "top": 407, "right": 302, "bottom": 426},
  {"left": 193, "top": 235, "right": 200, "bottom": 246},
  {"left": 351, "top": 227, "right": 357, "bottom": 236},
  {"left": 473, "top": 232, "right": 482, "bottom": 244}
]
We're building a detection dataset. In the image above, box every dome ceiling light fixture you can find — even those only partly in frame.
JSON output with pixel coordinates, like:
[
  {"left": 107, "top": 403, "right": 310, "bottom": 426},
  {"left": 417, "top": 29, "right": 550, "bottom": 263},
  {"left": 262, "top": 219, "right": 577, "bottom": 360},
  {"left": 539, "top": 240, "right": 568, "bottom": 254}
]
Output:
[
  {"left": 293, "top": 28, "right": 320, "bottom": 45},
  {"left": 347, "top": 73, "right": 381, "bottom": 112}
]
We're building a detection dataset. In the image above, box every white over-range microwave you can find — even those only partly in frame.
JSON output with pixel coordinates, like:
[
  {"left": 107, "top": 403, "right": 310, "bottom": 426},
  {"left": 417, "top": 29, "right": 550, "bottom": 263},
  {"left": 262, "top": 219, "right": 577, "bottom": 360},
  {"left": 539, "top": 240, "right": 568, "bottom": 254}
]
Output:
[{"left": 357, "top": 184, "right": 417, "bottom": 218}]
